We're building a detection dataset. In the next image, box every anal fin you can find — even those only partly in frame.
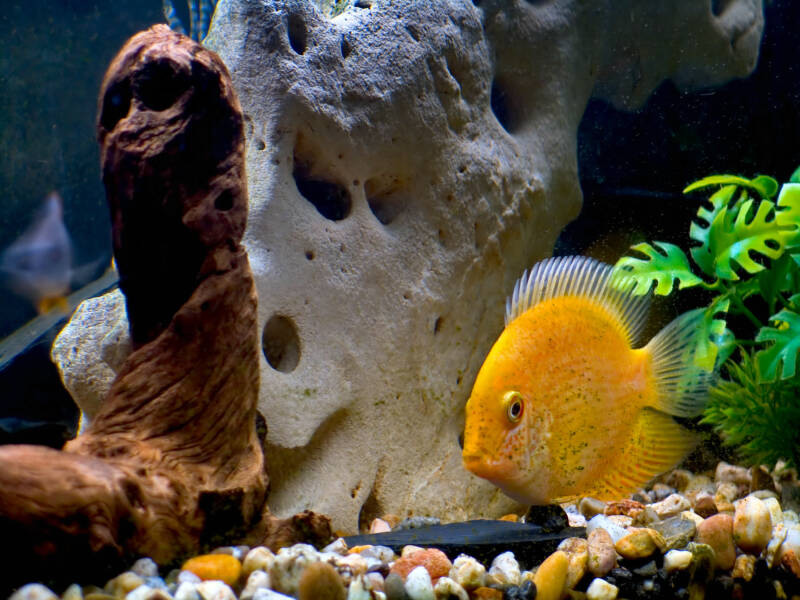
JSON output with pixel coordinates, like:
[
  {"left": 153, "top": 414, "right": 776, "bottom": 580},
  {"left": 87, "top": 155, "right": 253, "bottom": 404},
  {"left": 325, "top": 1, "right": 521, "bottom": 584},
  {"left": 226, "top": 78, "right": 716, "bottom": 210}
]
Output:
[{"left": 579, "top": 408, "right": 697, "bottom": 501}]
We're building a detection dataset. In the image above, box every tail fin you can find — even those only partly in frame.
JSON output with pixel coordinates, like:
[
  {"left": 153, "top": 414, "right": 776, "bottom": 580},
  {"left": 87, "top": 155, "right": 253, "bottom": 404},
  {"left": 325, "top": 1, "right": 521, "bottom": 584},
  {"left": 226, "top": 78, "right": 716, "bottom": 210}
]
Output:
[{"left": 646, "top": 309, "right": 716, "bottom": 418}]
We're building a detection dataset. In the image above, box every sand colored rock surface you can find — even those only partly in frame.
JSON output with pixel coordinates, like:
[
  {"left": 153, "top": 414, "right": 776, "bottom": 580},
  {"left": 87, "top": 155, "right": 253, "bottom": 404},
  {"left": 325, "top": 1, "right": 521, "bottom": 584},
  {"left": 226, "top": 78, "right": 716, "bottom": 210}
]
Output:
[
  {"left": 54, "top": 0, "right": 765, "bottom": 531},
  {"left": 0, "top": 25, "right": 329, "bottom": 590}
]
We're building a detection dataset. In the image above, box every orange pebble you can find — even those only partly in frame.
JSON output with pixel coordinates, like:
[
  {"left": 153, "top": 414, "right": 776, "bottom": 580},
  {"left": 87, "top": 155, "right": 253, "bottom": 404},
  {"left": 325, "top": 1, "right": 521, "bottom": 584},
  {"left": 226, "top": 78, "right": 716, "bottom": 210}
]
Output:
[
  {"left": 348, "top": 545, "right": 372, "bottom": 554},
  {"left": 471, "top": 587, "right": 504, "bottom": 599},
  {"left": 389, "top": 548, "right": 452, "bottom": 582},
  {"left": 499, "top": 514, "right": 519, "bottom": 522},
  {"left": 181, "top": 554, "right": 243, "bottom": 586}
]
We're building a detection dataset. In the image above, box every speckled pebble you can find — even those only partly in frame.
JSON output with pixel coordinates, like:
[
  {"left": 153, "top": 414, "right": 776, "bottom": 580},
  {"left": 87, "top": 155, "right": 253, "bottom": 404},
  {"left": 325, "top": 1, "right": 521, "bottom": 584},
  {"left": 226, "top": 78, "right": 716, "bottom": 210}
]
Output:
[
  {"left": 532, "top": 551, "right": 568, "bottom": 600},
  {"left": 333, "top": 552, "right": 369, "bottom": 583},
  {"left": 449, "top": 554, "right": 486, "bottom": 590},
  {"left": 732, "top": 554, "right": 756, "bottom": 581},
  {"left": 391, "top": 548, "right": 451, "bottom": 582},
  {"left": 733, "top": 495, "right": 772, "bottom": 554},
  {"left": 182, "top": 555, "right": 242, "bottom": 587},
  {"left": 358, "top": 545, "right": 396, "bottom": 564},
  {"left": 650, "top": 493, "right": 691, "bottom": 519},
  {"left": 297, "top": 561, "right": 346, "bottom": 600},
  {"left": 487, "top": 550, "right": 521, "bottom": 587},
  {"left": 269, "top": 544, "right": 320, "bottom": 596},
  {"left": 614, "top": 528, "right": 659, "bottom": 560},
  {"left": 663, "top": 549, "right": 692, "bottom": 572},
  {"left": 195, "top": 580, "right": 237, "bottom": 600},
  {"left": 716, "top": 462, "right": 751, "bottom": 487},
  {"left": 695, "top": 513, "right": 736, "bottom": 570},
  {"left": 766, "top": 522, "right": 788, "bottom": 567},
  {"left": 404, "top": 566, "right": 435, "bottom": 600},
  {"left": 8, "top": 584, "right": 59, "bottom": 600},
  {"left": 240, "top": 570, "right": 271, "bottom": 600},
  {"left": 322, "top": 538, "right": 349, "bottom": 555},
  {"left": 649, "top": 516, "right": 696, "bottom": 550},
  {"left": 242, "top": 547, "right": 276, "bottom": 579},
  {"left": 432, "top": 576, "right": 468, "bottom": 600},
  {"left": 585, "top": 578, "right": 618, "bottom": 600},
  {"left": 557, "top": 537, "right": 588, "bottom": 589},
  {"left": 587, "top": 527, "right": 616, "bottom": 577}
]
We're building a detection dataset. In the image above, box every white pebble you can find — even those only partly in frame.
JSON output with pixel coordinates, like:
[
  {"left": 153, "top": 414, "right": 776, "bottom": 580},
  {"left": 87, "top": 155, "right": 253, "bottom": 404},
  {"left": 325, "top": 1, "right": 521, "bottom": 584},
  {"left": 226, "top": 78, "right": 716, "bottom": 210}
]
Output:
[
  {"left": 126, "top": 585, "right": 170, "bottom": 600},
  {"left": 586, "top": 515, "right": 628, "bottom": 543},
  {"left": 764, "top": 497, "right": 783, "bottom": 525},
  {"left": 449, "top": 554, "right": 486, "bottom": 590},
  {"left": 586, "top": 578, "right": 619, "bottom": 600},
  {"left": 174, "top": 582, "right": 201, "bottom": 600},
  {"left": 784, "top": 510, "right": 800, "bottom": 524},
  {"left": 8, "top": 584, "right": 58, "bottom": 600},
  {"left": 734, "top": 495, "right": 772, "bottom": 554},
  {"left": 680, "top": 510, "right": 704, "bottom": 527},
  {"left": 359, "top": 545, "right": 397, "bottom": 563},
  {"left": 195, "top": 581, "right": 236, "bottom": 600},
  {"left": 433, "top": 576, "right": 468, "bottom": 600},
  {"left": 402, "top": 545, "right": 425, "bottom": 558},
  {"left": 243, "top": 547, "right": 276, "bottom": 578},
  {"left": 240, "top": 570, "right": 271, "bottom": 600},
  {"left": 663, "top": 549, "right": 693, "bottom": 572},
  {"left": 131, "top": 558, "right": 160, "bottom": 578},
  {"left": 178, "top": 570, "right": 203, "bottom": 584},
  {"left": 405, "top": 566, "right": 435, "bottom": 600},
  {"left": 766, "top": 523, "right": 788, "bottom": 568},
  {"left": 61, "top": 584, "right": 83, "bottom": 600},
  {"left": 488, "top": 551, "right": 521, "bottom": 587},
  {"left": 650, "top": 494, "right": 691, "bottom": 519},
  {"left": 334, "top": 552, "right": 369, "bottom": 583},
  {"left": 270, "top": 544, "right": 320, "bottom": 596},
  {"left": 252, "top": 590, "right": 294, "bottom": 600},
  {"left": 347, "top": 576, "right": 372, "bottom": 600},
  {"left": 322, "top": 538, "right": 349, "bottom": 555}
]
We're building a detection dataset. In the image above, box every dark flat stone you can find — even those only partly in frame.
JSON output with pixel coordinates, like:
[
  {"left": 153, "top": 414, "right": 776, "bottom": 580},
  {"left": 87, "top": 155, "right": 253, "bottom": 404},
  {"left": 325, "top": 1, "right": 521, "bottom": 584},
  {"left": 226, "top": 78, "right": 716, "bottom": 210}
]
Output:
[{"left": 344, "top": 519, "right": 585, "bottom": 568}]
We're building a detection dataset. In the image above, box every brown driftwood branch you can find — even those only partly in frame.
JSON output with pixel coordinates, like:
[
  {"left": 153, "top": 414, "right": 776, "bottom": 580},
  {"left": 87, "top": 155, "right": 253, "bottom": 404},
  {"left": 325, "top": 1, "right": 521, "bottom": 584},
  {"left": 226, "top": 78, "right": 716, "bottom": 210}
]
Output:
[{"left": 0, "top": 25, "right": 330, "bottom": 589}]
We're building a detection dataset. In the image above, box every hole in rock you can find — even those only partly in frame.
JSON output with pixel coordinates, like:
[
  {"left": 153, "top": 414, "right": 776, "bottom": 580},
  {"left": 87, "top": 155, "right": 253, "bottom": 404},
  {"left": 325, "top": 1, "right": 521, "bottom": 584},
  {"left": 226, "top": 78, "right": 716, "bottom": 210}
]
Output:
[
  {"left": 256, "top": 139, "right": 266, "bottom": 151},
  {"left": 287, "top": 14, "right": 308, "bottom": 55},
  {"left": 457, "top": 432, "right": 464, "bottom": 449},
  {"left": 214, "top": 190, "right": 234, "bottom": 211},
  {"left": 305, "top": 250, "right": 315, "bottom": 260},
  {"left": 434, "top": 316, "right": 443, "bottom": 334},
  {"left": 358, "top": 482, "right": 384, "bottom": 533},
  {"left": 100, "top": 78, "right": 132, "bottom": 131},
  {"left": 365, "top": 175, "right": 406, "bottom": 225},
  {"left": 340, "top": 35, "right": 352, "bottom": 59},
  {"left": 293, "top": 166, "right": 352, "bottom": 220},
  {"left": 262, "top": 315, "right": 301, "bottom": 373},
  {"left": 133, "top": 57, "right": 190, "bottom": 111},
  {"left": 490, "top": 79, "right": 519, "bottom": 133}
]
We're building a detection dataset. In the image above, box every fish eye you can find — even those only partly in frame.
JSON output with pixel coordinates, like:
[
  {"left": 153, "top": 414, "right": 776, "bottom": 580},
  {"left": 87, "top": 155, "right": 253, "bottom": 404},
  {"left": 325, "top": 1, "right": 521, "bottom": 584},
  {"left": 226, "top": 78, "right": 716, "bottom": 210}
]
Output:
[{"left": 503, "top": 390, "right": 524, "bottom": 423}]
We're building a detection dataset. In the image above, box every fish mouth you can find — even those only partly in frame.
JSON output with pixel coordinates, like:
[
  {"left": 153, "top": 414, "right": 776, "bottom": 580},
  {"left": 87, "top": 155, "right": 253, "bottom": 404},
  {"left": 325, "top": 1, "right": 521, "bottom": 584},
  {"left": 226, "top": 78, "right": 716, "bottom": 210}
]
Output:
[{"left": 462, "top": 451, "right": 516, "bottom": 481}]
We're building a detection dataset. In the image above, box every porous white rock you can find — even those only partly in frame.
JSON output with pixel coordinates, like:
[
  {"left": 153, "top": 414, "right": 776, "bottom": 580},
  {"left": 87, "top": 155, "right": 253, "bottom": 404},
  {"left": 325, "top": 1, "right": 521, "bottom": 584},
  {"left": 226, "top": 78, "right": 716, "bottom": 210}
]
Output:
[
  {"left": 405, "top": 566, "right": 435, "bottom": 600},
  {"left": 8, "top": 584, "right": 59, "bottom": 600},
  {"left": 53, "top": 0, "right": 765, "bottom": 531},
  {"left": 433, "top": 576, "right": 469, "bottom": 600},
  {"left": 586, "top": 578, "right": 619, "bottom": 600},
  {"left": 487, "top": 550, "right": 521, "bottom": 587},
  {"left": 449, "top": 554, "right": 486, "bottom": 590}
]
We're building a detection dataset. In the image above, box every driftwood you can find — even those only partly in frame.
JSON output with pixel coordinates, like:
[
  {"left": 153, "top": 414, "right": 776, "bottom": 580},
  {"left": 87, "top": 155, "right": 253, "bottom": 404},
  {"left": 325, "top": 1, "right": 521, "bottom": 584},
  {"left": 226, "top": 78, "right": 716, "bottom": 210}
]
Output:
[{"left": 0, "top": 25, "right": 330, "bottom": 589}]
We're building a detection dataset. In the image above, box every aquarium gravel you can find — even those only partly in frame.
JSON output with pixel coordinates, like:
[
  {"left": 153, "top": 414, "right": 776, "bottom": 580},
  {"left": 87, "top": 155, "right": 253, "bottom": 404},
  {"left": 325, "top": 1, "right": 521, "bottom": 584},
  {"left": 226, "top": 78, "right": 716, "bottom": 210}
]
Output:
[{"left": 9, "top": 460, "right": 800, "bottom": 600}]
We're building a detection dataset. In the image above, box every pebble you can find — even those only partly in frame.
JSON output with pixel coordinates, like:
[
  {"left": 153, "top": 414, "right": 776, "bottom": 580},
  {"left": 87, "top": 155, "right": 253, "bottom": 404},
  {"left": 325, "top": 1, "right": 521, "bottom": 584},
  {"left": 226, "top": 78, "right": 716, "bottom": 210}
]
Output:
[
  {"left": 587, "top": 527, "right": 616, "bottom": 577},
  {"left": 502, "top": 581, "right": 535, "bottom": 600},
  {"left": 106, "top": 572, "right": 146, "bottom": 597},
  {"left": 9, "top": 584, "right": 59, "bottom": 600},
  {"left": 469, "top": 589, "right": 502, "bottom": 600},
  {"left": 323, "top": 539, "right": 349, "bottom": 555},
  {"left": 449, "top": 554, "right": 486, "bottom": 590},
  {"left": 604, "top": 499, "right": 645, "bottom": 519},
  {"left": 586, "top": 515, "right": 628, "bottom": 543},
  {"left": 359, "top": 545, "right": 396, "bottom": 564},
  {"left": 195, "top": 581, "right": 237, "bottom": 600},
  {"left": 345, "top": 576, "right": 372, "bottom": 600},
  {"left": 391, "top": 548, "right": 451, "bottom": 582},
  {"left": 182, "top": 555, "right": 243, "bottom": 586},
  {"left": 663, "top": 549, "right": 692, "bottom": 572},
  {"left": 125, "top": 586, "right": 169, "bottom": 600},
  {"left": 732, "top": 554, "right": 756, "bottom": 581},
  {"left": 764, "top": 496, "right": 783, "bottom": 524},
  {"left": 251, "top": 590, "right": 293, "bottom": 600},
  {"left": 131, "top": 558, "right": 160, "bottom": 578},
  {"left": 432, "top": 576, "right": 468, "bottom": 600},
  {"left": 692, "top": 492, "right": 718, "bottom": 518},
  {"left": 404, "top": 566, "right": 434, "bottom": 600},
  {"left": 174, "top": 583, "right": 201, "bottom": 600},
  {"left": 649, "top": 516, "right": 696, "bottom": 550},
  {"left": 240, "top": 571, "right": 271, "bottom": 600},
  {"left": 395, "top": 517, "right": 440, "bottom": 530},
  {"left": 578, "top": 497, "right": 608, "bottom": 519},
  {"left": 242, "top": 547, "right": 276, "bottom": 578},
  {"left": 62, "top": 584, "right": 83, "bottom": 600},
  {"left": 614, "top": 528, "right": 660, "bottom": 560},
  {"left": 487, "top": 551, "right": 521, "bottom": 587},
  {"left": 664, "top": 470, "right": 692, "bottom": 492},
  {"left": 557, "top": 537, "right": 588, "bottom": 589},
  {"left": 733, "top": 495, "right": 772, "bottom": 554},
  {"left": 695, "top": 513, "right": 736, "bottom": 570},
  {"left": 269, "top": 544, "right": 321, "bottom": 597},
  {"left": 766, "top": 522, "right": 788, "bottom": 567},
  {"left": 585, "top": 578, "right": 619, "bottom": 600},
  {"left": 532, "top": 551, "right": 568, "bottom": 600},
  {"left": 370, "top": 518, "right": 392, "bottom": 533},
  {"left": 383, "top": 573, "right": 408, "bottom": 600},
  {"left": 650, "top": 493, "right": 691, "bottom": 519},
  {"left": 297, "top": 561, "right": 346, "bottom": 600},
  {"left": 716, "top": 462, "right": 751, "bottom": 487}
]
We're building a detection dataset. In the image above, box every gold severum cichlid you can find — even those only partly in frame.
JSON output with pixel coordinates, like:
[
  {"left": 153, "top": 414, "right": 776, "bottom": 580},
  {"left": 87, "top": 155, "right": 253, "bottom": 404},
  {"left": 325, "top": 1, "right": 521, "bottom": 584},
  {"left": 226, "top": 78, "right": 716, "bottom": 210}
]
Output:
[{"left": 462, "top": 255, "right": 714, "bottom": 504}]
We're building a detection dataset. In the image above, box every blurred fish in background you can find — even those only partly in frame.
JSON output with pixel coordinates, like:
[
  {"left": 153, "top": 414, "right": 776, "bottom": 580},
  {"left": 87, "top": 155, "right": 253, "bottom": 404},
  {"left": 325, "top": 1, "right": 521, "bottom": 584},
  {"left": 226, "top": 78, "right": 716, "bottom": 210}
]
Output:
[
  {"left": 1, "top": 192, "right": 73, "bottom": 314},
  {"left": 163, "top": 0, "right": 219, "bottom": 42}
]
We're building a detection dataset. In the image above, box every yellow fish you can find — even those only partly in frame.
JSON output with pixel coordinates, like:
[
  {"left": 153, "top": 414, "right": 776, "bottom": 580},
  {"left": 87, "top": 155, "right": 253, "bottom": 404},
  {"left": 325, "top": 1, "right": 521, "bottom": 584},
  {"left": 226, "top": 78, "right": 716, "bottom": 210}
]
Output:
[{"left": 462, "top": 255, "right": 713, "bottom": 504}]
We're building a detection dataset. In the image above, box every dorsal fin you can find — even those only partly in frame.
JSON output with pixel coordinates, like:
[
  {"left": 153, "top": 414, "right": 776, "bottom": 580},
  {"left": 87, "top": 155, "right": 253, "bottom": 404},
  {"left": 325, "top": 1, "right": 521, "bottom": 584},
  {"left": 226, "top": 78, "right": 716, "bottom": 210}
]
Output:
[{"left": 505, "top": 255, "right": 650, "bottom": 347}]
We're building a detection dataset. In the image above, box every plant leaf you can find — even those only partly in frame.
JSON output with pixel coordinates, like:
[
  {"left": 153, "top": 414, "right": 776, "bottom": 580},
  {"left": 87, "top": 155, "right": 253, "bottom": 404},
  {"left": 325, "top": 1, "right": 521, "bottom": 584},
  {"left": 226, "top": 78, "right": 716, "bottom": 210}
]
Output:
[
  {"left": 613, "top": 242, "right": 703, "bottom": 296},
  {"left": 694, "top": 297, "right": 731, "bottom": 371},
  {"left": 692, "top": 197, "right": 784, "bottom": 281},
  {"left": 689, "top": 185, "right": 737, "bottom": 278},
  {"left": 790, "top": 165, "right": 800, "bottom": 184},
  {"left": 684, "top": 174, "right": 779, "bottom": 199},
  {"left": 755, "top": 309, "right": 800, "bottom": 381},
  {"left": 776, "top": 183, "right": 800, "bottom": 248}
]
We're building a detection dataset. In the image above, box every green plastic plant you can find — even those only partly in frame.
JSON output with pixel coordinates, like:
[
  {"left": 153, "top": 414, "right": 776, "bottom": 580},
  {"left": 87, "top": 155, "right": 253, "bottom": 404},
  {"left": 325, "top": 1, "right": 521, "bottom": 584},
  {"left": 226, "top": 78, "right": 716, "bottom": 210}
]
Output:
[{"left": 611, "top": 166, "right": 800, "bottom": 466}]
